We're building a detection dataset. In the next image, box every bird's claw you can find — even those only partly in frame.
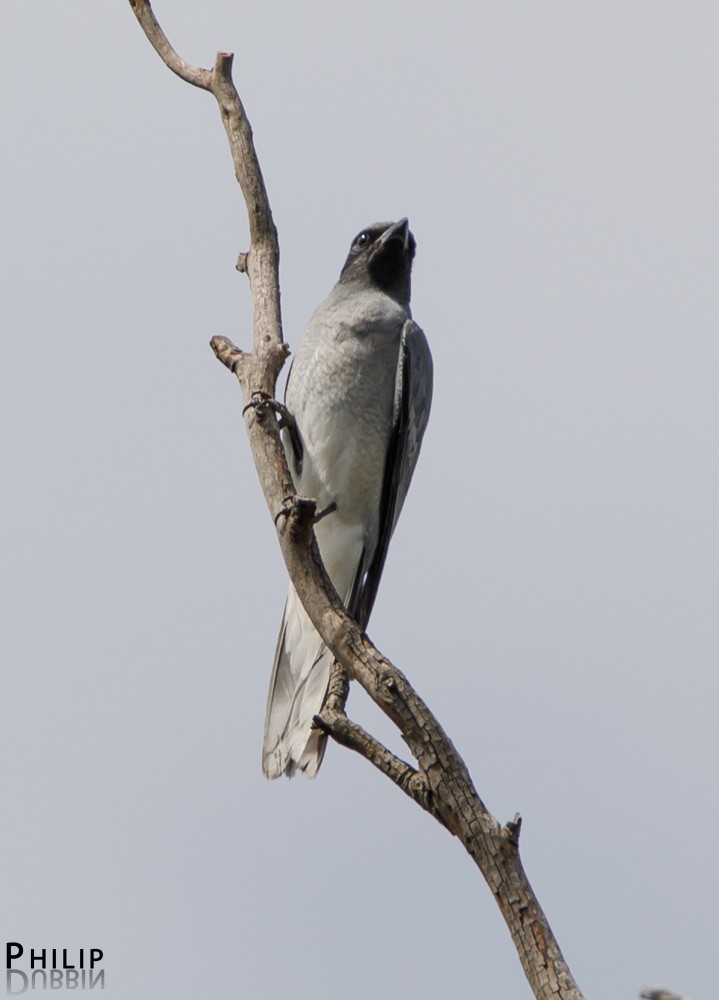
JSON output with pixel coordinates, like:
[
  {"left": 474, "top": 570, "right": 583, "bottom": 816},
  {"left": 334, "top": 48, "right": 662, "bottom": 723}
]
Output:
[
  {"left": 242, "top": 390, "right": 274, "bottom": 417},
  {"left": 274, "top": 495, "right": 316, "bottom": 528},
  {"left": 243, "top": 392, "right": 303, "bottom": 469},
  {"left": 273, "top": 496, "right": 337, "bottom": 530}
]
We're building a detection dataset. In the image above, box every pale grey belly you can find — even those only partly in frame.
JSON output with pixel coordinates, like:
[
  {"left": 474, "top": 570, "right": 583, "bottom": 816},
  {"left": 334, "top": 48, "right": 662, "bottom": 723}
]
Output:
[{"left": 286, "top": 332, "right": 398, "bottom": 526}]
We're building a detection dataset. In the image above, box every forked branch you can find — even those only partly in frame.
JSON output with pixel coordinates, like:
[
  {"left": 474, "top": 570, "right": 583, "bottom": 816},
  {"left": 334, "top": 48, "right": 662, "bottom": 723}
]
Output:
[{"left": 129, "top": 4, "right": 585, "bottom": 998}]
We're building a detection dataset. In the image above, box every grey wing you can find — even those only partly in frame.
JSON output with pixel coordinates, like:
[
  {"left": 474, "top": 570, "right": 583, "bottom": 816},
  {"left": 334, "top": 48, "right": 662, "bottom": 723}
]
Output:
[{"left": 350, "top": 318, "right": 433, "bottom": 629}]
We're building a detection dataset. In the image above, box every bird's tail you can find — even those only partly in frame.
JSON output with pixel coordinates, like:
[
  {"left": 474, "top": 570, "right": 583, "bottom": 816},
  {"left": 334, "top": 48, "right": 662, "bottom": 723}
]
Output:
[{"left": 262, "top": 585, "right": 333, "bottom": 779}]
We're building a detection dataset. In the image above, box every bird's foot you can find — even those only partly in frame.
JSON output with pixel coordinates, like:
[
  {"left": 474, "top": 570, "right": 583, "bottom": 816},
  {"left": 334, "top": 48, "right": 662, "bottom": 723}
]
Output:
[
  {"left": 273, "top": 495, "right": 317, "bottom": 537},
  {"left": 273, "top": 496, "right": 337, "bottom": 541},
  {"left": 242, "top": 391, "right": 303, "bottom": 468}
]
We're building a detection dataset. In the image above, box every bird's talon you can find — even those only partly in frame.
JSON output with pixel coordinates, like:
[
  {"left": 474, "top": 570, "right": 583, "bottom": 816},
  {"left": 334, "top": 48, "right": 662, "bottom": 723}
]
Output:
[
  {"left": 274, "top": 496, "right": 317, "bottom": 528},
  {"left": 242, "top": 394, "right": 303, "bottom": 469},
  {"left": 273, "top": 496, "right": 296, "bottom": 526},
  {"left": 242, "top": 390, "right": 273, "bottom": 417}
]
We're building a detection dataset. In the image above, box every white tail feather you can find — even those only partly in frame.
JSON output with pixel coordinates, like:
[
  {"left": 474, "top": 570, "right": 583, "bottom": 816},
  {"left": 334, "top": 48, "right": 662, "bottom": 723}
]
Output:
[{"left": 262, "top": 586, "right": 332, "bottom": 779}]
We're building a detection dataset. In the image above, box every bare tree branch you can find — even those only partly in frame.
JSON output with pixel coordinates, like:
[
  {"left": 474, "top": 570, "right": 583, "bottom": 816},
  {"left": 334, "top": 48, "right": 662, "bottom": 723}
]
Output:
[
  {"left": 313, "top": 705, "right": 436, "bottom": 816},
  {"left": 129, "top": 4, "right": 587, "bottom": 998},
  {"left": 129, "top": 0, "right": 212, "bottom": 89}
]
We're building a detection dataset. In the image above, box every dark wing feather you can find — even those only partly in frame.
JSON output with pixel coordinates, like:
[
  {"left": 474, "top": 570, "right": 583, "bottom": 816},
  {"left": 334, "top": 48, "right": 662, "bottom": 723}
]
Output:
[{"left": 349, "top": 319, "right": 433, "bottom": 628}]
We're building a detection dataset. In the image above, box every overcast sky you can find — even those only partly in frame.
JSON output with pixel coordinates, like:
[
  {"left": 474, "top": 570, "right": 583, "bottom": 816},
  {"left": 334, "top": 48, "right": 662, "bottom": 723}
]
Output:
[{"left": 2, "top": 3, "right": 718, "bottom": 998}]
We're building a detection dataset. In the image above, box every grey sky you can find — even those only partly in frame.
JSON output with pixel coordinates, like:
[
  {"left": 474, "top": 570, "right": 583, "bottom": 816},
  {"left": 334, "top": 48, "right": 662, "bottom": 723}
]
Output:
[{"left": 2, "top": 2, "right": 717, "bottom": 998}]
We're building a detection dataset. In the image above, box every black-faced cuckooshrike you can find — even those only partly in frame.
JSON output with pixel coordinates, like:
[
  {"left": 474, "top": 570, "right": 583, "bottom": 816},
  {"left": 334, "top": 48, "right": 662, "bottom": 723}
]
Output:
[{"left": 263, "top": 219, "right": 433, "bottom": 778}]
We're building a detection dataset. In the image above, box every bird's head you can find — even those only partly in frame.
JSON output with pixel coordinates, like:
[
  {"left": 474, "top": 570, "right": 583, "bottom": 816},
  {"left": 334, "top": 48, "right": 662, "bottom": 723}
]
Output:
[{"left": 339, "top": 218, "right": 416, "bottom": 307}]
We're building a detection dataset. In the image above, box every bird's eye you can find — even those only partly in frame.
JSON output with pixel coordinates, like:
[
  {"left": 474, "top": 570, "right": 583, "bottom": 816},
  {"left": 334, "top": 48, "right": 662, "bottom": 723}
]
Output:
[{"left": 354, "top": 231, "right": 370, "bottom": 249}]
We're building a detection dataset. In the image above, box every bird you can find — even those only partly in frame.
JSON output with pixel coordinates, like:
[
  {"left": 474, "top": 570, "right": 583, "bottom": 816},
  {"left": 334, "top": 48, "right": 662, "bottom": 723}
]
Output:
[{"left": 262, "top": 218, "right": 433, "bottom": 779}]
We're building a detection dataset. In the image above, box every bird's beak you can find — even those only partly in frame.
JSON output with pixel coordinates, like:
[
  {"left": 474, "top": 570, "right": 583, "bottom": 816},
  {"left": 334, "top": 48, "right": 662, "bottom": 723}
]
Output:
[{"left": 378, "top": 218, "right": 410, "bottom": 252}]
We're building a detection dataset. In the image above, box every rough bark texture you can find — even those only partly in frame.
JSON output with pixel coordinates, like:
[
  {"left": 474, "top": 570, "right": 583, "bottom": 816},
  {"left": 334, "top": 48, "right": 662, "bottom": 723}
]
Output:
[{"left": 129, "top": 4, "right": 586, "bottom": 997}]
